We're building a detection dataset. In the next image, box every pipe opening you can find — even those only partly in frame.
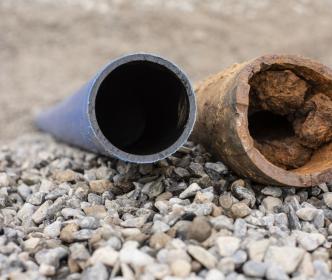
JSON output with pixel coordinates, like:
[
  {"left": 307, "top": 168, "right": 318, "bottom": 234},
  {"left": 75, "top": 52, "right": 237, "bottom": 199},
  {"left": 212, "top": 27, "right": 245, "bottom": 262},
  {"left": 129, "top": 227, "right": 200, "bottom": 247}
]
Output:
[
  {"left": 249, "top": 111, "right": 294, "bottom": 141},
  {"left": 95, "top": 60, "right": 190, "bottom": 155},
  {"left": 248, "top": 66, "right": 332, "bottom": 172}
]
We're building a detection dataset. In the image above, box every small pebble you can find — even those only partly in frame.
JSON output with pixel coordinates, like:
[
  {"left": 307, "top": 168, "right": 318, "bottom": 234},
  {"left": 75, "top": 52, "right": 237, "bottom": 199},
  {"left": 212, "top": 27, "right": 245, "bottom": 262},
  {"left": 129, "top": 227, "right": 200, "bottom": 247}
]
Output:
[
  {"left": 179, "top": 183, "right": 201, "bottom": 199},
  {"left": 216, "top": 236, "right": 240, "bottom": 257},
  {"left": 261, "top": 186, "right": 282, "bottom": 197},
  {"left": 54, "top": 169, "right": 80, "bottom": 183},
  {"left": 231, "top": 202, "right": 251, "bottom": 218},
  {"left": 170, "top": 259, "right": 191, "bottom": 277},
  {"left": 296, "top": 207, "right": 318, "bottom": 221},
  {"left": 89, "top": 179, "right": 113, "bottom": 194},
  {"left": 187, "top": 216, "right": 212, "bottom": 242},
  {"left": 262, "top": 197, "right": 282, "bottom": 213},
  {"left": 264, "top": 246, "right": 305, "bottom": 273},
  {"left": 323, "top": 192, "right": 332, "bottom": 208},
  {"left": 205, "top": 162, "right": 228, "bottom": 174},
  {"left": 89, "top": 246, "right": 119, "bottom": 267},
  {"left": 44, "top": 221, "right": 62, "bottom": 238},
  {"left": 187, "top": 245, "right": 217, "bottom": 269},
  {"left": 81, "top": 262, "right": 109, "bottom": 280},
  {"left": 243, "top": 260, "right": 267, "bottom": 277},
  {"left": 32, "top": 200, "right": 52, "bottom": 224}
]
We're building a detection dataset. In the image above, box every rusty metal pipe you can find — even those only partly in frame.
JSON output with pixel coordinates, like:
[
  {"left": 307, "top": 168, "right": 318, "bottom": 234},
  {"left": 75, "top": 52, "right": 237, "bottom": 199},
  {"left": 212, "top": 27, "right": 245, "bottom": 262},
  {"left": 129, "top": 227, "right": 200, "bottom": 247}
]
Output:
[
  {"left": 192, "top": 54, "right": 332, "bottom": 187},
  {"left": 37, "top": 53, "right": 196, "bottom": 163}
]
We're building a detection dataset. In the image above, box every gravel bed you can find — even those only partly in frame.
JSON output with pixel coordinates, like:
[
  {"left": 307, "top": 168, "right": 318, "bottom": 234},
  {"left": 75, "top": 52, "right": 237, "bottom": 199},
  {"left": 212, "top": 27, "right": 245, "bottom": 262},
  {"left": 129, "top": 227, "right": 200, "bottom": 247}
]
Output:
[{"left": 0, "top": 133, "right": 332, "bottom": 279}]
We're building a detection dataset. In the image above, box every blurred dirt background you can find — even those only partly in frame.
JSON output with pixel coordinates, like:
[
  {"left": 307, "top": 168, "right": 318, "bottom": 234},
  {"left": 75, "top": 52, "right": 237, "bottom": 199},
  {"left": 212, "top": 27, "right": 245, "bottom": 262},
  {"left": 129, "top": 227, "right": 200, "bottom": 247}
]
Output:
[{"left": 1, "top": 0, "right": 332, "bottom": 144}]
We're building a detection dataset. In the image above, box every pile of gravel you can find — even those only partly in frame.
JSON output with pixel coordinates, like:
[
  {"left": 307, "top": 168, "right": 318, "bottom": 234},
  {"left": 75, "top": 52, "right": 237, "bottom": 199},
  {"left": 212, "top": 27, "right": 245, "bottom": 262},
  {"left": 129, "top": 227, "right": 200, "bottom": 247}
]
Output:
[{"left": 0, "top": 133, "right": 332, "bottom": 279}]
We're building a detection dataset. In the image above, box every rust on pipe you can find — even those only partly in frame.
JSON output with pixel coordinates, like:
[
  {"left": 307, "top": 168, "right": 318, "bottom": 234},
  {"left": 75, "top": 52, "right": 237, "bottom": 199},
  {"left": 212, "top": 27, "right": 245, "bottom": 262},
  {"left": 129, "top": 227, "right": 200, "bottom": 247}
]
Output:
[{"left": 192, "top": 54, "right": 332, "bottom": 187}]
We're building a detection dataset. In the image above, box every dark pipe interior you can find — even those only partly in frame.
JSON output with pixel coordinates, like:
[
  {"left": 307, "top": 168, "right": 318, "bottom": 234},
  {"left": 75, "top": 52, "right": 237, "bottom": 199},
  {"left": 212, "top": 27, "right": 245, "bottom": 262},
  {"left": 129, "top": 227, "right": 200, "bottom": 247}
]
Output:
[
  {"left": 248, "top": 111, "right": 294, "bottom": 141},
  {"left": 95, "top": 61, "right": 189, "bottom": 155}
]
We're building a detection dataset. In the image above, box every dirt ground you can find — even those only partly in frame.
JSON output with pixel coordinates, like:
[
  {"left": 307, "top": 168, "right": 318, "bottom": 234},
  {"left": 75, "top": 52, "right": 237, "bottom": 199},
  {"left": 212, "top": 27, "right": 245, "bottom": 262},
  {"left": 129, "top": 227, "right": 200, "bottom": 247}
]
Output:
[{"left": 1, "top": 0, "right": 332, "bottom": 144}]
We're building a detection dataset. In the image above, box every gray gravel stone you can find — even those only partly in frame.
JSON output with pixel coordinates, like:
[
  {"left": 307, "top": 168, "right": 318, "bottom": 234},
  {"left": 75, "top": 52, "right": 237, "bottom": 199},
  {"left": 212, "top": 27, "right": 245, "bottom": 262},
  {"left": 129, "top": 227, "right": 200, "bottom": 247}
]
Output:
[
  {"left": 2, "top": 134, "right": 332, "bottom": 279},
  {"left": 231, "top": 202, "right": 251, "bottom": 218},
  {"left": 262, "top": 197, "right": 282, "bottom": 213},
  {"left": 265, "top": 264, "right": 289, "bottom": 280},
  {"left": 72, "top": 229, "right": 94, "bottom": 241},
  {"left": 35, "top": 247, "right": 68, "bottom": 267},
  {"left": 39, "top": 263, "right": 56, "bottom": 276},
  {"left": 313, "top": 209, "right": 325, "bottom": 228},
  {"left": 0, "top": 173, "right": 14, "bottom": 187},
  {"left": 44, "top": 220, "right": 62, "bottom": 238},
  {"left": 210, "top": 215, "right": 234, "bottom": 231},
  {"left": 247, "top": 239, "right": 270, "bottom": 262},
  {"left": 87, "top": 193, "right": 102, "bottom": 204},
  {"left": 261, "top": 186, "right": 282, "bottom": 197},
  {"left": 205, "top": 162, "right": 228, "bottom": 174},
  {"left": 46, "top": 196, "right": 66, "bottom": 218},
  {"left": 179, "top": 183, "right": 201, "bottom": 199},
  {"left": 288, "top": 204, "right": 302, "bottom": 230},
  {"left": 187, "top": 245, "right": 217, "bottom": 269},
  {"left": 151, "top": 220, "right": 170, "bottom": 233},
  {"left": 296, "top": 207, "right": 318, "bottom": 221},
  {"left": 54, "top": 169, "right": 81, "bottom": 183},
  {"left": 232, "top": 250, "right": 247, "bottom": 267},
  {"left": 218, "top": 257, "right": 235, "bottom": 275},
  {"left": 323, "top": 192, "right": 332, "bottom": 208},
  {"left": 32, "top": 200, "right": 53, "bottom": 224},
  {"left": 243, "top": 260, "right": 267, "bottom": 277},
  {"left": 89, "top": 246, "right": 119, "bottom": 267},
  {"left": 187, "top": 216, "right": 212, "bottom": 242},
  {"left": 174, "top": 167, "right": 190, "bottom": 178},
  {"left": 142, "top": 178, "right": 164, "bottom": 199},
  {"left": 206, "top": 269, "right": 225, "bottom": 280},
  {"left": 264, "top": 246, "right": 305, "bottom": 273},
  {"left": 296, "top": 231, "right": 325, "bottom": 251},
  {"left": 89, "top": 179, "right": 113, "bottom": 194},
  {"left": 81, "top": 262, "right": 109, "bottom": 280},
  {"left": 216, "top": 236, "right": 240, "bottom": 257},
  {"left": 70, "top": 243, "right": 90, "bottom": 261},
  {"left": 77, "top": 216, "right": 100, "bottom": 229},
  {"left": 27, "top": 192, "right": 45, "bottom": 205},
  {"left": 170, "top": 259, "right": 191, "bottom": 277},
  {"left": 231, "top": 180, "right": 256, "bottom": 207},
  {"left": 121, "top": 215, "right": 148, "bottom": 228},
  {"left": 184, "top": 202, "right": 213, "bottom": 216},
  {"left": 61, "top": 208, "right": 85, "bottom": 219},
  {"left": 120, "top": 243, "right": 154, "bottom": 267},
  {"left": 17, "top": 184, "right": 32, "bottom": 200},
  {"left": 189, "top": 162, "right": 207, "bottom": 177},
  {"left": 17, "top": 203, "right": 36, "bottom": 221},
  {"left": 219, "top": 193, "right": 234, "bottom": 210},
  {"left": 233, "top": 219, "right": 247, "bottom": 238}
]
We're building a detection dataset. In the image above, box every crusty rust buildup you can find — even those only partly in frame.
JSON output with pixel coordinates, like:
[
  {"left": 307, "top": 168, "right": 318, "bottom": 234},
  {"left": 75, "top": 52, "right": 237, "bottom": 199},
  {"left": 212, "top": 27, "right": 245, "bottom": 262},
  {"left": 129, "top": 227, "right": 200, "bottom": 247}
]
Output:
[
  {"left": 249, "top": 70, "right": 332, "bottom": 170},
  {"left": 254, "top": 138, "right": 313, "bottom": 170},
  {"left": 192, "top": 55, "right": 332, "bottom": 187},
  {"left": 293, "top": 93, "right": 332, "bottom": 149},
  {"left": 249, "top": 70, "right": 308, "bottom": 115}
]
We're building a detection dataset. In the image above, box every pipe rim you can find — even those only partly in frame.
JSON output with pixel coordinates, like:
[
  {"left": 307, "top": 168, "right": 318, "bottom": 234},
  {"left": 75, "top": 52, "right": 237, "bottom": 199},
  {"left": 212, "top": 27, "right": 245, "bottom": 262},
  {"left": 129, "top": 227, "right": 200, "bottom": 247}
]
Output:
[
  {"left": 88, "top": 53, "right": 196, "bottom": 163},
  {"left": 235, "top": 54, "right": 332, "bottom": 187}
]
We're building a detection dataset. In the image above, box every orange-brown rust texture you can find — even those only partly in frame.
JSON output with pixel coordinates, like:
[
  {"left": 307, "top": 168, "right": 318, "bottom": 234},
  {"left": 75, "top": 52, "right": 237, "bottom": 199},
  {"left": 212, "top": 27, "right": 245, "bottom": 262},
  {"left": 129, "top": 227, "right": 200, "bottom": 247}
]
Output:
[
  {"left": 250, "top": 70, "right": 308, "bottom": 115},
  {"left": 192, "top": 55, "right": 332, "bottom": 187},
  {"left": 294, "top": 93, "right": 332, "bottom": 149},
  {"left": 254, "top": 137, "right": 313, "bottom": 170},
  {"left": 250, "top": 69, "right": 332, "bottom": 169}
]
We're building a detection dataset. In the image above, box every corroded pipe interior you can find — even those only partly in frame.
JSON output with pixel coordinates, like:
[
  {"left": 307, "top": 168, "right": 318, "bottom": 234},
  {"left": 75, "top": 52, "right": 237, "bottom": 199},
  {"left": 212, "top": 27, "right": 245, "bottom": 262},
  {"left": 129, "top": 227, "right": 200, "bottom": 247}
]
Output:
[
  {"left": 95, "top": 61, "right": 190, "bottom": 155},
  {"left": 247, "top": 64, "right": 332, "bottom": 175}
]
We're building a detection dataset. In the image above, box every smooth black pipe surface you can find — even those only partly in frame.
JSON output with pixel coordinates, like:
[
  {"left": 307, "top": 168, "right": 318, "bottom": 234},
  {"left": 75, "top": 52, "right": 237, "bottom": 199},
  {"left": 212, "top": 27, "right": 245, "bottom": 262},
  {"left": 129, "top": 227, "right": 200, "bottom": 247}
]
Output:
[{"left": 37, "top": 53, "right": 196, "bottom": 163}]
